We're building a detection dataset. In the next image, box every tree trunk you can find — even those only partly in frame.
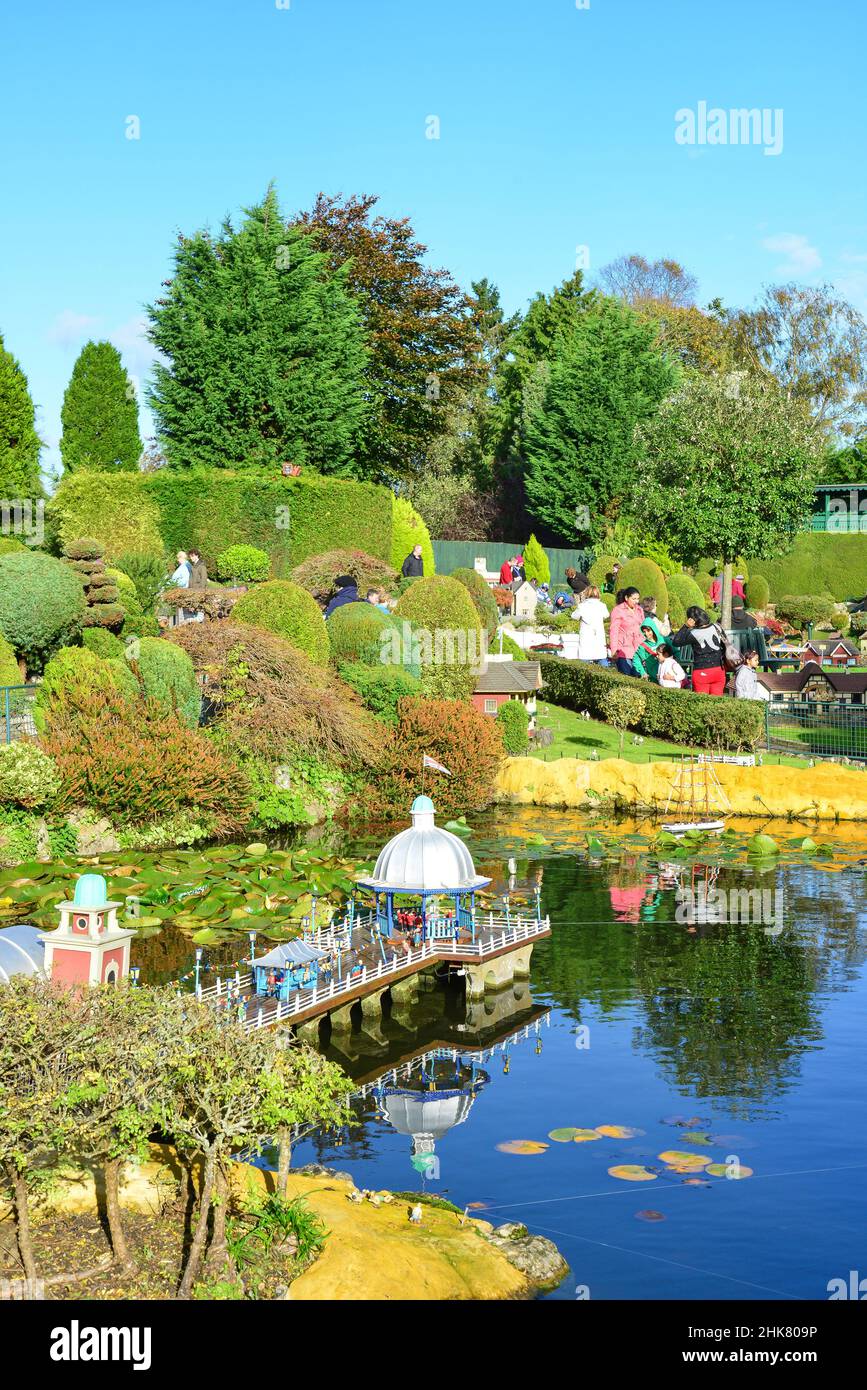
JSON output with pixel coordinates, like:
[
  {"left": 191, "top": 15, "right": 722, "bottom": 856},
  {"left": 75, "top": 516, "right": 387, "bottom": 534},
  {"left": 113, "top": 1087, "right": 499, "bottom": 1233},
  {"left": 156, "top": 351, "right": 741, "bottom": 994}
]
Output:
[
  {"left": 177, "top": 1149, "right": 217, "bottom": 1299},
  {"left": 6, "top": 1164, "right": 37, "bottom": 1285},
  {"left": 277, "top": 1127, "right": 292, "bottom": 1199},
  {"left": 104, "top": 1158, "right": 133, "bottom": 1268},
  {"left": 203, "top": 1164, "right": 234, "bottom": 1283},
  {"left": 721, "top": 561, "right": 734, "bottom": 632}
]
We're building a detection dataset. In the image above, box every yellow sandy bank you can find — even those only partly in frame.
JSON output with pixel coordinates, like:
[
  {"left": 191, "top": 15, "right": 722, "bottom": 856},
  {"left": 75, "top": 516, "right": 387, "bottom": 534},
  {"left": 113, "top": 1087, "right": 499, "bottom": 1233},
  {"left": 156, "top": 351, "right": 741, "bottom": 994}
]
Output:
[
  {"left": 7, "top": 1148, "right": 530, "bottom": 1301},
  {"left": 497, "top": 756, "right": 867, "bottom": 821}
]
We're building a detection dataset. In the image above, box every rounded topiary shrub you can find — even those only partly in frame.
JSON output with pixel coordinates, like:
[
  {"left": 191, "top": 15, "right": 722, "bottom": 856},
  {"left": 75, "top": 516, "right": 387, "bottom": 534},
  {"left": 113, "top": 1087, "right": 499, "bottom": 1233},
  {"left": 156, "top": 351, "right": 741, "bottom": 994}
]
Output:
[
  {"left": 215, "top": 544, "right": 271, "bottom": 584},
  {"left": 129, "top": 636, "right": 201, "bottom": 729},
  {"left": 81, "top": 602, "right": 125, "bottom": 630},
  {"left": 0, "top": 552, "right": 87, "bottom": 673},
  {"left": 0, "top": 743, "right": 61, "bottom": 810},
  {"left": 745, "top": 574, "right": 770, "bottom": 611},
  {"left": 666, "top": 572, "right": 704, "bottom": 626},
  {"left": 232, "top": 580, "right": 330, "bottom": 665},
  {"left": 338, "top": 662, "right": 421, "bottom": 724},
  {"left": 34, "top": 646, "right": 138, "bottom": 733},
  {"left": 449, "top": 568, "right": 498, "bottom": 636},
  {"left": 328, "top": 603, "right": 421, "bottom": 678},
  {"left": 394, "top": 576, "right": 483, "bottom": 700},
  {"left": 601, "top": 591, "right": 616, "bottom": 613},
  {"left": 82, "top": 629, "right": 126, "bottom": 660},
  {"left": 496, "top": 699, "right": 530, "bottom": 754},
  {"left": 64, "top": 537, "right": 105, "bottom": 562},
  {"left": 291, "top": 548, "right": 399, "bottom": 602},
  {"left": 391, "top": 496, "right": 435, "bottom": 577},
  {"left": 616, "top": 557, "right": 668, "bottom": 615},
  {"left": 588, "top": 553, "right": 618, "bottom": 590}
]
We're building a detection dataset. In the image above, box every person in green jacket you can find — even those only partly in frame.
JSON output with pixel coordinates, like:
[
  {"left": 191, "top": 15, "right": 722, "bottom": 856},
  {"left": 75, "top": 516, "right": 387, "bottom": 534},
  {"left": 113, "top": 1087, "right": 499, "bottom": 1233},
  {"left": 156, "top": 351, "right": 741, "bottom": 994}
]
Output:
[{"left": 632, "top": 623, "right": 661, "bottom": 681}]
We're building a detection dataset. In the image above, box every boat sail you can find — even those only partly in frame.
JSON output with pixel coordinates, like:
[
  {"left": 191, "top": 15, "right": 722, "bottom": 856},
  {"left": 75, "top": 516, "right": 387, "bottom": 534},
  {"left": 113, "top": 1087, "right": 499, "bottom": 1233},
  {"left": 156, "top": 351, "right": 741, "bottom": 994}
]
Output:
[{"left": 661, "top": 754, "right": 731, "bottom": 835}]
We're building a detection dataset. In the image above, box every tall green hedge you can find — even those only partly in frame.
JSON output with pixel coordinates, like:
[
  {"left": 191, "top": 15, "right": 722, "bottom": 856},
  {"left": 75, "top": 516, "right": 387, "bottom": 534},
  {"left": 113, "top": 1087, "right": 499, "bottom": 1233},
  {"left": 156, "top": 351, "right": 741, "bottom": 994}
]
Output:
[
  {"left": 392, "top": 496, "right": 435, "bottom": 576},
  {"left": 539, "top": 657, "right": 763, "bottom": 750},
  {"left": 48, "top": 470, "right": 393, "bottom": 574},
  {"left": 748, "top": 533, "right": 867, "bottom": 603}
]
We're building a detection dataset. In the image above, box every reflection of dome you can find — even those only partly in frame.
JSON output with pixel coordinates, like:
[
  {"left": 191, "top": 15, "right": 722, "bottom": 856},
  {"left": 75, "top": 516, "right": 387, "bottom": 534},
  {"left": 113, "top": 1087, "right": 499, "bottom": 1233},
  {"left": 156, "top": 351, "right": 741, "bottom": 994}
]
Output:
[
  {"left": 364, "top": 796, "right": 488, "bottom": 892},
  {"left": 382, "top": 1091, "right": 477, "bottom": 1154},
  {"left": 0, "top": 924, "right": 45, "bottom": 984}
]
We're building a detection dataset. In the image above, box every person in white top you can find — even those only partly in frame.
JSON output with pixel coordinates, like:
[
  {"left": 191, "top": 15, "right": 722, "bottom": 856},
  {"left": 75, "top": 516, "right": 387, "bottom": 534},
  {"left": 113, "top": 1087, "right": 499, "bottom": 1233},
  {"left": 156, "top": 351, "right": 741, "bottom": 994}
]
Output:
[
  {"left": 571, "top": 585, "right": 609, "bottom": 663},
  {"left": 656, "top": 644, "right": 687, "bottom": 688}
]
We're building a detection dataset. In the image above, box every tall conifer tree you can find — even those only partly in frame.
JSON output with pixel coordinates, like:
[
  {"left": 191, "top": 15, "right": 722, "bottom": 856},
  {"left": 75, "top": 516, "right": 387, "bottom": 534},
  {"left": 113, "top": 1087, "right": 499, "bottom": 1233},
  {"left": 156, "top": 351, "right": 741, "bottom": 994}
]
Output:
[
  {"left": 0, "top": 334, "right": 42, "bottom": 497},
  {"left": 60, "top": 340, "right": 142, "bottom": 472}
]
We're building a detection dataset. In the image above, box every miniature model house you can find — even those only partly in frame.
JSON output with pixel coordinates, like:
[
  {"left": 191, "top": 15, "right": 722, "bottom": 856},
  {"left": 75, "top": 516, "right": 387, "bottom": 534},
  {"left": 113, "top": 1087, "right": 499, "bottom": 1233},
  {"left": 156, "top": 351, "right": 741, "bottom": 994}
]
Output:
[{"left": 39, "top": 873, "right": 137, "bottom": 989}]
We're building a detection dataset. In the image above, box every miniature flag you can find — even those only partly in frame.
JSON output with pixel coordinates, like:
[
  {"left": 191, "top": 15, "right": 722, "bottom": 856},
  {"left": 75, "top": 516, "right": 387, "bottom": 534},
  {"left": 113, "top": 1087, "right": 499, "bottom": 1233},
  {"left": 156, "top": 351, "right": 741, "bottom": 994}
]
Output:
[{"left": 423, "top": 754, "right": 451, "bottom": 776}]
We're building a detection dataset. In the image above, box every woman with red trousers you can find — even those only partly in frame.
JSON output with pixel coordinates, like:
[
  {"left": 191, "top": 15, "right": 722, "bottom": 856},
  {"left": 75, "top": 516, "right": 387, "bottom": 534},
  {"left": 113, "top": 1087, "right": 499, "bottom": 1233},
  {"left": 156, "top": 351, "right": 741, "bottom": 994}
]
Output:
[{"left": 671, "top": 606, "right": 727, "bottom": 696}]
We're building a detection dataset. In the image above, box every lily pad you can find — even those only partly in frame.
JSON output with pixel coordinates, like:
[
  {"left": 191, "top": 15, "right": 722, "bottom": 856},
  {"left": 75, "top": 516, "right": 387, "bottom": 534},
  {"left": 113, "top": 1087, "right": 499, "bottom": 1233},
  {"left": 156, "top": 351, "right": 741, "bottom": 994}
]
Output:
[
  {"left": 658, "top": 1150, "right": 711, "bottom": 1170},
  {"left": 244, "top": 843, "right": 269, "bottom": 857},
  {"left": 496, "top": 1140, "right": 549, "bottom": 1156},
  {"left": 547, "top": 1127, "right": 601, "bottom": 1143},
  {"left": 595, "top": 1125, "right": 645, "bottom": 1139},
  {"left": 680, "top": 1131, "right": 713, "bottom": 1147},
  {"left": 705, "top": 1162, "right": 753, "bottom": 1179},
  {"left": 608, "top": 1165, "right": 657, "bottom": 1182}
]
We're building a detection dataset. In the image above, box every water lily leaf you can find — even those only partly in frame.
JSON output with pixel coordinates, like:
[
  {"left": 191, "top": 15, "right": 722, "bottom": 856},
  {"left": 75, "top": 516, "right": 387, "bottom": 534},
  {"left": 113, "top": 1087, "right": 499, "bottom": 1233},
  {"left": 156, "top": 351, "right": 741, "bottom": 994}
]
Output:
[
  {"left": 547, "top": 1127, "right": 600, "bottom": 1143},
  {"left": 245, "top": 843, "right": 268, "bottom": 857},
  {"left": 748, "top": 834, "right": 779, "bottom": 857},
  {"left": 192, "top": 928, "right": 221, "bottom": 944},
  {"left": 658, "top": 1150, "right": 711, "bottom": 1169},
  {"left": 595, "top": 1125, "right": 645, "bottom": 1139},
  {"left": 680, "top": 1131, "right": 713, "bottom": 1146},
  {"left": 496, "top": 1140, "right": 549, "bottom": 1155},
  {"left": 705, "top": 1163, "right": 753, "bottom": 1179},
  {"left": 635, "top": 1209, "right": 666, "bottom": 1221},
  {"left": 608, "top": 1165, "right": 657, "bottom": 1182}
]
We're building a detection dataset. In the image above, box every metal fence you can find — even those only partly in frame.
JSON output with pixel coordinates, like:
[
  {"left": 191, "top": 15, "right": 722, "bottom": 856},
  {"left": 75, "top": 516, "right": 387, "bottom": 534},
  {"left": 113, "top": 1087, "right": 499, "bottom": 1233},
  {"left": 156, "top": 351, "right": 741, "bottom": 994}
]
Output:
[
  {"left": 764, "top": 700, "right": 867, "bottom": 762},
  {"left": 432, "top": 540, "right": 593, "bottom": 588},
  {"left": 0, "top": 686, "right": 38, "bottom": 744}
]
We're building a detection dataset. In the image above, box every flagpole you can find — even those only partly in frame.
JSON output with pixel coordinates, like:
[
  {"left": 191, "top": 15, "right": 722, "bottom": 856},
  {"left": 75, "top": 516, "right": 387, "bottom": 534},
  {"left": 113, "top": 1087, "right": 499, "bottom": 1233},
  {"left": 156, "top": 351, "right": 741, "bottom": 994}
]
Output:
[{"left": 421, "top": 754, "right": 425, "bottom": 798}]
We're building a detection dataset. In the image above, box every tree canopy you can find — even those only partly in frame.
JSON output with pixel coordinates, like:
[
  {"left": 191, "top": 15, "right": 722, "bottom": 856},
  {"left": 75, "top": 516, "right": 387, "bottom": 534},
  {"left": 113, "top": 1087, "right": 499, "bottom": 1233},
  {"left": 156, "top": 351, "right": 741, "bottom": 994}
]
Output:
[
  {"left": 0, "top": 333, "right": 42, "bottom": 498},
  {"left": 60, "top": 340, "right": 143, "bottom": 473}
]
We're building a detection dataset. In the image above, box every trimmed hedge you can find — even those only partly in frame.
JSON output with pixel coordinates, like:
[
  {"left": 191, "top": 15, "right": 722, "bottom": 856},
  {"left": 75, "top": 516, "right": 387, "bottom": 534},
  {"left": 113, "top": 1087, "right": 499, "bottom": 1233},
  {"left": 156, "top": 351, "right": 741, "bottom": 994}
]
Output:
[
  {"left": 539, "top": 657, "right": 764, "bottom": 750},
  {"left": 450, "top": 567, "right": 498, "bottom": 636},
  {"left": 394, "top": 575, "right": 483, "bottom": 700},
  {"left": 392, "top": 496, "right": 435, "bottom": 576},
  {"left": 233, "top": 580, "right": 330, "bottom": 665},
  {"left": 338, "top": 661, "right": 421, "bottom": 724},
  {"left": 588, "top": 553, "right": 618, "bottom": 589},
  {"left": 48, "top": 469, "right": 393, "bottom": 574},
  {"left": 748, "top": 533, "right": 867, "bottom": 603},
  {"left": 327, "top": 602, "right": 397, "bottom": 665},
  {"left": 215, "top": 544, "right": 271, "bottom": 583}
]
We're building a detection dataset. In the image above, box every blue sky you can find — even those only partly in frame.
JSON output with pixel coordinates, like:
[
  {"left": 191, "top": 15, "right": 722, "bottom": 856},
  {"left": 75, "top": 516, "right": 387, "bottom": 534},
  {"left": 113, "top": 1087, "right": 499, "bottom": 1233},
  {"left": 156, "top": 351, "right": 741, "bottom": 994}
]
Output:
[{"left": 2, "top": 0, "right": 865, "bottom": 480}]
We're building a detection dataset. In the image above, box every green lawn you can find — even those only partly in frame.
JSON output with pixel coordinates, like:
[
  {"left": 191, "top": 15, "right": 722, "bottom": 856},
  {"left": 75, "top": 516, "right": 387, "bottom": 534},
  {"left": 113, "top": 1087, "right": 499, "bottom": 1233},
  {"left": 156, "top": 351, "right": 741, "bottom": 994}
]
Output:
[{"left": 529, "top": 701, "right": 810, "bottom": 768}]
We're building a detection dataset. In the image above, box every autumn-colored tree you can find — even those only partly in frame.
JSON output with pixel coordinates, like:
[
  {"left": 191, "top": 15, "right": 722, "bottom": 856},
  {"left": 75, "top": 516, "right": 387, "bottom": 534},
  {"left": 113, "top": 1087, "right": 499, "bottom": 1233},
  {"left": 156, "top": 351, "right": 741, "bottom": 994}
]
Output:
[
  {"left": 294, "top": 193, "right": 483, "bottom": 482},
  {"left": 366, "top": 697, "right": 505, "bottom": 817},
  {"left": 597, "top": 254, "right": 698, "bottom": 308}
]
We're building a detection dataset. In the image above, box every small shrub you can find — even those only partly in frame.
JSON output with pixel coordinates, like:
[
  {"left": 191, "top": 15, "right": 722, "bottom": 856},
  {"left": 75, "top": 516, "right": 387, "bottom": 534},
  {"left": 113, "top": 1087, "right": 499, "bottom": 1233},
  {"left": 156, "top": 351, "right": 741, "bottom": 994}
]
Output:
[
  {"left": 130, "top": 636, "right": 201, "bottom": 728},
  {"left": 0, "top": 743, "right": 61, "bottom": 810},
  {"left": 0, "top": 632, "right": 19, "bottom": 686},
  {"left": 34, "top": 646, "right": 138, "bottom": 733},
  {"left": 496, "top": 700, "right": 530, "bottom": 753},
  {"left": 0, "top": 552, "right": 87, "bottom": 673},
  {"left": 588, "top": 553, "right": 618, "bottom": 589},
  {"left": 64, "top": 537, "right": 105, "bottom": 561},
  {"left": 116, "top": 550, "right": 169, "bottom": 613},
  {"left": 492, "top": 631, "right": 526, "bottom": 660},
  {"left": 600, "top": 686, "right": 647, "bottom": 756},
  {"left": 233, "top": 581, "right": 330, "bottom": 665},
  {"left": 338, "top": 662, "right": 421, "bottom": 724},
  {"left": 523, "top": 534, "right": 550, "bottom": 585},
  {"left": 0, "top": 537, "right": 26, "bottom": 556},
  {"left": 291, "top": 548, "right": 399, "bottom": 603},
  {"left": 82, "top": 629, "right": 125, "bottom": 660},
  {"left": 216, "top": 544, "right": 271, "bottom": 584},
  {"left": 745, "top": 574, "right": 770, "bottom": 611},
  {"left": 394, "top": 575, "right": 483, "bottom": 700},
  {"left": 616, "top": 557, "right": 668, "bottom": 614},
  {"left": 327, "top": 602, "right": 397, "bottom": 666},
  {"left": 775, "top": 595, "right": 837, "bottom": 632},
  {"left": 81, "top": 602, "right": 125, "bottom": 630},
  {"left": 450, "top": 568, "right": 498, "bottom": 636},
  {"left": 364, "top": 696, "right": 505, "bottom": 817}
]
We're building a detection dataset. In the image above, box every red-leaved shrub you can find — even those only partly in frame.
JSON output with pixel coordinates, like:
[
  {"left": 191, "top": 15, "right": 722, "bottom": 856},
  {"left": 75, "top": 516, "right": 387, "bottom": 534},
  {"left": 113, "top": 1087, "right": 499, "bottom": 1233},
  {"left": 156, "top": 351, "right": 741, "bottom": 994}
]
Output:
[{"left": 361, "top": 696, "right": 505, "bottom": 818}]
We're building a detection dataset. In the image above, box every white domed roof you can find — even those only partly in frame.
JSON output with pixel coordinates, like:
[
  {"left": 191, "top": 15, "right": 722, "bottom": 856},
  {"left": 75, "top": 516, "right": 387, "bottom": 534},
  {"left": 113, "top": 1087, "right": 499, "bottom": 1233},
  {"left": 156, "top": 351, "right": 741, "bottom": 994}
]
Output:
[
  {"left": 0, "top": 924, "right": 45, "bottom": 985},
  {"left": 381, "top": 1090, "right": 476, "bottom": 1141},
  {"left": 359, "top": 797, "right": 490, "bottom": 893}
]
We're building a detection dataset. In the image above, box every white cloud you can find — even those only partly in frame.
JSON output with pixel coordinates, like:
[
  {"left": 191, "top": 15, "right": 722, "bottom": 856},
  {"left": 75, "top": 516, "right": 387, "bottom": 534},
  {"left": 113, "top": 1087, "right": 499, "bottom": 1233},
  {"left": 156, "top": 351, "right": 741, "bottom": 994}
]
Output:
[
  {"left": 109, "top": 314, "right": 159, "bottom": 379},
  {"left": 760, "top": 232, "right": 821, "bottom": 276},
  {"left": 46, "top": 309, "right": 100, "bottom": 347}
]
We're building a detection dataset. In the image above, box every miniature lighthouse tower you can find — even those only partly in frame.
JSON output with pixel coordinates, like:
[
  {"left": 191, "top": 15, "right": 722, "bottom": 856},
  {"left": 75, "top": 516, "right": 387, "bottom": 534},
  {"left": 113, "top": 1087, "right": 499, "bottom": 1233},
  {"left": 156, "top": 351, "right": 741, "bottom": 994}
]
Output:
[{"left": 39, "top": 873, "right": 137, "bottom": 989}]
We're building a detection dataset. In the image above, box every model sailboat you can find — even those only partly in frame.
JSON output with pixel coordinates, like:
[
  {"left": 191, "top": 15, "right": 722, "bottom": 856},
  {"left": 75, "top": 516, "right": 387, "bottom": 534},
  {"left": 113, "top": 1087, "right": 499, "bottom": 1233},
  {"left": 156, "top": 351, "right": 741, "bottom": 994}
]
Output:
[{"left": 661, "top": 754, "right": 731, "bottom": 835}]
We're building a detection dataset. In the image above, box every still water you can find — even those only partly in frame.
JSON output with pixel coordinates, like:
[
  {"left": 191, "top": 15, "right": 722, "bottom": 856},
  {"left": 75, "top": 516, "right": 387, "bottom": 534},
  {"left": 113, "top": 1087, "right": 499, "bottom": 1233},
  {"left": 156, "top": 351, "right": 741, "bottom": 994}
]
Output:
[{"left": 281, "top": 809, "right": 867, "bottom": 1301}]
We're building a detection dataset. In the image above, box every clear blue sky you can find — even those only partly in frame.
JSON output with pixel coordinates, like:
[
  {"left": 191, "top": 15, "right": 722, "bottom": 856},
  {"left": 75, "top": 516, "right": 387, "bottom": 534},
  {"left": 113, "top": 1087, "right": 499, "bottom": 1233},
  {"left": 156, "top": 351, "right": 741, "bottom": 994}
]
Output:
[{"left": 2, "top": 0, "right": 865, "bottom": 479}]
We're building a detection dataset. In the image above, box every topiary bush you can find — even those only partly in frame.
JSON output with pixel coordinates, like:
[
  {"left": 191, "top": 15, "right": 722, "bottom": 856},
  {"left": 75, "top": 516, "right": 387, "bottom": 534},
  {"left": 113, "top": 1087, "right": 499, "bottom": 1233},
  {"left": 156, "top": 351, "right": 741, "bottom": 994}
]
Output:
[
  {"left": 34, "top": 646, "right": 138, "bottom": 733},
  {"left": 391, "top": 496, "right": 435, "bottom": 577},
  {"left": 694, "top": 569, "right": 713, "bottom": 597},
  {"left": 539, "top": 656, "right": 764, "bottom": 750},
  {"left": 129, "top": 637, "right": 201, "bottom": 728},
  {"left": 0, "top": 743, "right": 61, "bottom": 810},
  {"left": 326, "top": 603, "right": 416, "bottom": 672},
  {"left": 775, "top": 595, "right": 837, "bottom": 632},
  {"left": 601, "top": 591, "right": 616, "bottom": 613},
  {"left": 291, "top": 548, "right": 399, "bottom": 603},
  {"left": 0, "top": 537, "right": 26, "bottom": 556},
  {"left": 116, "top": 550, "right": 168, "bottom": 613},
  {"left": 449, "top": 567, "right": 498, "bottom": 636},
  {"left": 81, "top": 602, "right": 125, "bottom": 630},
  {"left": 745, "top": 574, "right": 770, "bottom": 611},
  {"left": 232, "top": 580, "right": 330, "bottom": 665},
  {"left": 0, "top": 552, "right": 87, "bottom": 673},
  {"left": 64, "top": 537, "right": 104, "bottom": 562},
  {"left": 394, "top": 576, "right": 484, "bottom": 700},
  {"left": 215, "top": 544, "right": 271, "bottom": 584},
  {"left": 522, "top": 534, "right": 550, "bottom": 585},
  {"left": 82, "top": 628, "right": 126, "bottom": 660},
  {"left": 666, "top": 572, "right": 705, "bottom": 628},
  {"left": 616, "top": 557, "right": 668, "bottom": 614},
  {"left": 496, "top": 699, "right": 530, "bottom": 754},
  {"left": 748, "top": 533, "right": 867, "bottom": 603},
  {"left": 588, "top": 553, "right": 618, "bottom": 590},
  {"left": 338, "top": 662, "right": 421, "bottom": 724}
]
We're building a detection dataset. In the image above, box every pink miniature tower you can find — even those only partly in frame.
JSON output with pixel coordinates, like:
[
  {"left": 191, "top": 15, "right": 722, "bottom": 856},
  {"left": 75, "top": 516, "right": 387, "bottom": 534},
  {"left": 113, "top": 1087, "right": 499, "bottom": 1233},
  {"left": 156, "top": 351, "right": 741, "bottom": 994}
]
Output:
[{"left": 39, "top": 873, "right": 137, "bottom": 990}]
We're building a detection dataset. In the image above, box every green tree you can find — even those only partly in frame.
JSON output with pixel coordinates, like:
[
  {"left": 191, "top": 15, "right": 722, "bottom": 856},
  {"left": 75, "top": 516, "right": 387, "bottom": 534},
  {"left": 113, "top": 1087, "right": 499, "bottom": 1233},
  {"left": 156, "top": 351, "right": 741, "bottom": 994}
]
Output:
[
  {"left": 519, "top": 298, "right": 678, "bottom": 543},
  {"left": 0, "top": 334, "right": 42, "bottom": 497},
  {"left": 60, "top": 341, "right": 142, "bottom": 473},
  {"left": 634, "top": 370, "right": 825, "bottom": 626},
  {"left": 147, "top": 187, "right": 369, "bottom": 476}
]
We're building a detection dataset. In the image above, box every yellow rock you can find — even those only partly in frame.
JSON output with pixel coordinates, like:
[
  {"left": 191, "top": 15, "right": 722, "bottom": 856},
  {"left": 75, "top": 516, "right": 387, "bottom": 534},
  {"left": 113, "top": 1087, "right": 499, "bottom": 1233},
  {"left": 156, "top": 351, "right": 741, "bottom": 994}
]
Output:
[{"left": 497, "top": 756, "right": 867, "bottom": 822}]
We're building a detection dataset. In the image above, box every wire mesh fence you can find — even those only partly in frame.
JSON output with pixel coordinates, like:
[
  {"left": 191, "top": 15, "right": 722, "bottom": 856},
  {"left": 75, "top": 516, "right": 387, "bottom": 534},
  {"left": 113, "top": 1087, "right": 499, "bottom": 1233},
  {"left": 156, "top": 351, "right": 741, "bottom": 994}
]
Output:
[
  {"left": 0, "top": 686, "right": 38, "bottom": 744},
  {"left": 764, "top": 700, "right": 867, "bottom": 762}
]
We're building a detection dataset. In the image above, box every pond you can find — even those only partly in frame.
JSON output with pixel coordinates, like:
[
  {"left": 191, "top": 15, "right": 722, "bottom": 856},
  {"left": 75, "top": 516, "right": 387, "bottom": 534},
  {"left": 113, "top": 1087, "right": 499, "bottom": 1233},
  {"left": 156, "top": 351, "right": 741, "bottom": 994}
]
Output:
[{"left": 4, "top": 807, "right": 867, "bottom": 1300}]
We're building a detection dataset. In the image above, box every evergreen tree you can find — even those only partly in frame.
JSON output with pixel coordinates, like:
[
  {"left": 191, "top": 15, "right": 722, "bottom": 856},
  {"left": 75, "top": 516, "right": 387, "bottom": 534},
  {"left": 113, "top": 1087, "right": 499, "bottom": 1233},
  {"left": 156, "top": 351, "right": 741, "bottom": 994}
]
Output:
[
  {"left": 0, "top": 334, "right": 42, "bottom": 497},
  {"left": 60, "top": 340, "right": 143, "bottom": 473},
  {"left": 519, "top": 298, "right": 678, "bottom": 543},
  {"left": 147, "top": 187, "right": 370, "bottom": 475}
]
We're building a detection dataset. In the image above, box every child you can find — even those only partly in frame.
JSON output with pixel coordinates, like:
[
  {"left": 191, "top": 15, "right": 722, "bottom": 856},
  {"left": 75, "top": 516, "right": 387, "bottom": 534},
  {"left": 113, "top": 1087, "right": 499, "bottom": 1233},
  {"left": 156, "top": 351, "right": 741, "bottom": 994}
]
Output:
[
  {"left": 657, "top": 643, "right": 687, "bottom": 689},
  {"left": 632, "top": 623, "right": 660, "bottom": 681}
]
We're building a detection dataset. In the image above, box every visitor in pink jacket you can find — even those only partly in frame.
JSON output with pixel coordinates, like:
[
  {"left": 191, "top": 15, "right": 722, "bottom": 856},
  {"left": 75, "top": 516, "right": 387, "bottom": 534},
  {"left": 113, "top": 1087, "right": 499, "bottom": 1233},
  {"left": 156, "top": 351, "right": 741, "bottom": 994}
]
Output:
[{"left": 608, "top": 587, "right": 644, "bottom": 676}]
